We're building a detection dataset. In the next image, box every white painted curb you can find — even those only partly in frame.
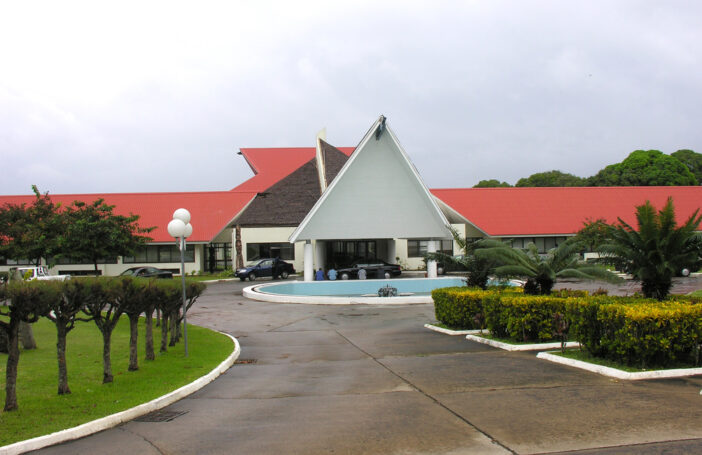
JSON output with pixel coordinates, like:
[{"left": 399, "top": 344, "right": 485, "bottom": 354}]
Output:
[
  {"left": 536, "top": 351, "right": 702, "bottom": 380},
  {"left": 0, "top": 333, "right": 241, "bottom": 455},
  {"left": 423, "top": 324, "right": 483, "bottom": 336},
  {"left": 466, "top": 334, "right": 580, "bottom": 351}
]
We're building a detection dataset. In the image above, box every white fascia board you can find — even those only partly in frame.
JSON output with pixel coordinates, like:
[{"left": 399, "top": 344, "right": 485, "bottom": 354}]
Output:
[{"left": 289, "top": 118, "right": 382, "bottom": 243}]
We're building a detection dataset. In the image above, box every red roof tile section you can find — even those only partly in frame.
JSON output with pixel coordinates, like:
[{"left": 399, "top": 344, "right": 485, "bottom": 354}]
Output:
[
  {"left": 0, "top": 191, "right": 256, "bottom": 243},
  {"left": 432, "top": 187, "right": 702, "bottom": 236},
  {"left": 233, "top": 147, "right": 354, "bottom": 193}
]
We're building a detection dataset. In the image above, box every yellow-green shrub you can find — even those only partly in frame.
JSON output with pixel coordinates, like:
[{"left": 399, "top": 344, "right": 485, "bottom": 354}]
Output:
[
  {"left": 432, "top": 287, "right": 489, "bottom": 330},
  {"left": 485, "top": 294, "right": 568, "bottom": 342},
  {"left": 566, "top": 297, "right": 702, "bottom": 368}
]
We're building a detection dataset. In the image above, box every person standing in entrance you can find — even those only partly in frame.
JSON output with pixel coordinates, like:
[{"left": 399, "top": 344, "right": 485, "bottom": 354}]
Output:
[
  {"left": 315, "top": 268, "right": 325, "bottom": 281},
  {"left": 328, "top": 267, "right": 337, "bottom": 281}
]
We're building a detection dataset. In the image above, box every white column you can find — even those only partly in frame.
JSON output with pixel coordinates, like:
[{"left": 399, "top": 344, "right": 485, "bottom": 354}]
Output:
[
  {"left": 387, "top": 239, "right": 396, "bottom": 264},
  {"left": 304, "top": 240, "right": 314, "bottom": 282},
  {"left": 315, "top": 240, "right": 326, "bottom": 272},
  {"left": 427, "top": 240, "right": 438, "bottom": 278}
]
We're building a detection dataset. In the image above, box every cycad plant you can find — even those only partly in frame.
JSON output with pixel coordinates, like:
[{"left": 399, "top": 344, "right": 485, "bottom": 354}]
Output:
[
  {"left": 475, "top": 237, "right": 620, "bottom": 295},
  {"left": 425, "top": 227, "right": 498, "bottom": 288},
  {"left": 599, "top": 198, "right": 701, "bottom": 300}
]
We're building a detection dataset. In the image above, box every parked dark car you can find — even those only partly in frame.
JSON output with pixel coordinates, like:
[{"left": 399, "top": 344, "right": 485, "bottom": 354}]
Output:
[
  {"left": 120, "top": 266, "right": 173, "bottom": 279},
  {"left": 235, "top": 258, "right": 295, "bottom": 281},
  {"left": 337, "top": 259, "right": 401, "bottom": 280}
]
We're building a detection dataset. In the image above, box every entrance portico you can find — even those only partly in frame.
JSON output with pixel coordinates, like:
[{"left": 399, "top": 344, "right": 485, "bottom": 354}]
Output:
[{"left": 290, "top": 116, "right": 452, "bottom": 281}]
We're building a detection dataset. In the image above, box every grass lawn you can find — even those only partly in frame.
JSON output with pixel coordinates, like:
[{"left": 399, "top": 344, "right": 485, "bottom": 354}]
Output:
[
  {"left": 474, "top": 333, "right": 571, "bottom": 345},
  {"left": 0, "top": 317, "right": 234, "bottom": 447},
  {"left": 690, "top": 289, "right": 702, "bottom": 297},
  {"left": 552, "top": 348, "right": 699, "bottom": 373}
]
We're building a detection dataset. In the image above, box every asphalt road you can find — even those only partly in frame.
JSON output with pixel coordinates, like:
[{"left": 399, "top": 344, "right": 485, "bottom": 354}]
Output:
[{"left": 32, "top": 278, "right": 702, "bottom": 455}]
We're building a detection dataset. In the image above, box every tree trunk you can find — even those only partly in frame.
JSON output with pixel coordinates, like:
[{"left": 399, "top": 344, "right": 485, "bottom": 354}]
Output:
[
  {"left": 235, "top": 225, "right": 243, "bottom": 269},
  {"left": 56, "top": 323, "right": 71, "bottom": 395},
  {"left": 155, "top": 308, "right": 161, "bottom": 327},
  {"left": 169, "top": 312, "right": 177, "bottom": 347},
  {"left": 128, "top": 315, "right": 139, "bottom": 371},
  {"left": 3, "top": 321, "right": 20, "bottom": 411},
  {"left": 0, "top": 329, "right": 8, "bottom": 353},
  {"left": 19, "top": 322, "right": 37, "bottom": 350},
  {"left": 145, "top": 308, "right": 155, "bottom": 361},
  {"left": 102, "top": 330, "right": 113, "bottom": 383},
  {"left": 160, "top": 312, "right": 169, "bottom": 352}
]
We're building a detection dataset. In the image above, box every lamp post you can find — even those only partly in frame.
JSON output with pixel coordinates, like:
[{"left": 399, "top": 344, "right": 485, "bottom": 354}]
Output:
[{"left": 167, "top": 208, "right": 193, "bottom": 357}]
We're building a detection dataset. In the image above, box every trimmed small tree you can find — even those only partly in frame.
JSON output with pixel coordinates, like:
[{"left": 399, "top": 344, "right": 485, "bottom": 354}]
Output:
[
  {"left": 82, "top": 277, "right": 124, "bottom": 383},
  {"left": 45, "top": 280, "right": 92, "bottom": 395},
  {"left": 114, "top": 277, "right": 149, "bottom": 371},
  {"left": 0, "top": 281, "right": 53, "bottom": 411}
]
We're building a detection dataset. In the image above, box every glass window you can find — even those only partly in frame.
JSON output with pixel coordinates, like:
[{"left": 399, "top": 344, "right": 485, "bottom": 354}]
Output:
[
  {"left": 123, "top": 245, "right": 194, "bottom": 263},
  {"left": 246, "top": 243, "right": 294, "bottom": 261},
  {"left": 407, "top": 240, "right": 453, "bottom": 257}
]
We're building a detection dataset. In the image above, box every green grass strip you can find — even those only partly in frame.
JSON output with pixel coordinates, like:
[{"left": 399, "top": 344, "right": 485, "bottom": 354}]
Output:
[{"left": 0, "top": 317, "right": 233, "bottom": 446}]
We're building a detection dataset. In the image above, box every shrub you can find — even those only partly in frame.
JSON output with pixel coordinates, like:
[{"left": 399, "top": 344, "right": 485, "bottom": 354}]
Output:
[
  {"left": 485, "top": 294, "right": 568, "bottom": 342},
  {"left": 566, "top": 296, "right": 702, "bottom": 368},
  {"left": 432, "top": 287, "right": 487, "bottom": 330}
]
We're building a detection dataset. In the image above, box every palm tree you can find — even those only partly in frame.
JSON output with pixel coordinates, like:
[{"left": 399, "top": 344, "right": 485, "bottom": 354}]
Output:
[
  {"left": 599, "top": 198, "right": 701, "bottom": 300},
  {"left": 475, "top": 237, "right": 620, "bottom": 295},
  {"left": 425, "top": 227, "right": 498, "bottom": 288}
]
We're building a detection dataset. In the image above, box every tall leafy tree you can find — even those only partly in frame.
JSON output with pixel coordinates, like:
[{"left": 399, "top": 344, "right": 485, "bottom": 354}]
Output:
[
  {"left": 573, "top": 218, "right": 610, "bottom": 252},
  {"left": 475, "top": 238, "right": 620, "bottom": 294},
  {"left": 599, "top": 198, "right": 702, "bottom": 300},
  {"left": 0, "top": 186, "right": 63, "bottom": 266},
  {"left": 515, "top": 170, "right": 586, "bottom": 187},
  {"left": 0, "top": 281, "right": 53, "bottom": 411},
  {"left": 671, "top": 149, "right": 702, "bottom": 184},
  {"left": 588, "top": 150, "right": 697, "bottom": 186},
  {"left": 58, "top": 199, "right": 153, "bottom": 272},
  {"left": 473, "top": 179, "right": 512, "bottom": 188}
]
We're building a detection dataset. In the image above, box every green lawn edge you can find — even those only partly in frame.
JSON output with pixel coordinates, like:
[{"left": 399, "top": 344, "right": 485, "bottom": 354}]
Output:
[
  {"left": 550, "top": 348, "right": 700, "bottom": 373},
  {"left": 0, "top": 317, "right": 234, "bottom": 446}
]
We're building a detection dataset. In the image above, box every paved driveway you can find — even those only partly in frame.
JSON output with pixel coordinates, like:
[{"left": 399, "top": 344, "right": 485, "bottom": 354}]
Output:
[{"left": 33, "top": 279, "right": 702, "bottom": 455}]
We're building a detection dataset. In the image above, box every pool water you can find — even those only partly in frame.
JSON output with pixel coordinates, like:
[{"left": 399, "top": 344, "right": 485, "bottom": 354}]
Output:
[{"left": 255, "top": 277, "right": 467, "bottom": 297}]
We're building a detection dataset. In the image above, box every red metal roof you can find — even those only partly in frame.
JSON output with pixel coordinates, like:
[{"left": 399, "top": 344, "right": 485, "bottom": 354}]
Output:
[
  {"left": 432, "top": 187, "right": 702, "bottom": 236},
  {"left": 0, "top": 191, "right": 256, "bottom": 243},
  {"left": 233, "top": 147, "right": 354, "bottom": 192}
]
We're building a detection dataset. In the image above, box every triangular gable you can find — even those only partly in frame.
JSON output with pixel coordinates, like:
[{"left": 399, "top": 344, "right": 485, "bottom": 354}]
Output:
[{"left": 289, "top": 117, "right": 452, "bottom": 242}]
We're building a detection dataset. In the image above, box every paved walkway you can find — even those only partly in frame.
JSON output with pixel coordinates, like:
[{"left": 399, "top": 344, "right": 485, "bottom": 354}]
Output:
[{"left": 33, "top": 279, "right": 702, "bottom": 455}]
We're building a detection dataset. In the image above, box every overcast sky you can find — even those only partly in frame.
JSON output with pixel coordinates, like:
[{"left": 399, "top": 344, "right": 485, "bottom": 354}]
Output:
[{"left": 1, "top": 1, "right": 701, "bottom": 195}]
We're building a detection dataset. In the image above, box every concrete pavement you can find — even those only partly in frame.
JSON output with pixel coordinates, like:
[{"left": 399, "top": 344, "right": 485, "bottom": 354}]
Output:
[{"left": 31, "top": 278, "right": 702, "bottom": 454}]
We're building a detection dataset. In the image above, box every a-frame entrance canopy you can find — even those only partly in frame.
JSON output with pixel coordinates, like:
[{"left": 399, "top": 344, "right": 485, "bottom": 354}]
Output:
[{"left": 289, "top": 116, "right": 451, "bottom": 242}]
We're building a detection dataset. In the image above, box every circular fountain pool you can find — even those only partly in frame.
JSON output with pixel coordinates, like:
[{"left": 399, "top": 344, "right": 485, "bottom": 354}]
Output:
[{"left": 243, "top": 276, "right": 467, "bottom": 305}]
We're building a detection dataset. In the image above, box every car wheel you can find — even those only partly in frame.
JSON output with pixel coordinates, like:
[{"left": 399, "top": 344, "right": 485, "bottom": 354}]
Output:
[
  {"left": 437, "top": 266, "right": 445, "bottom": 275},
  {"left": 341, "top": 273, "right": 349, "bottom": 280},
  {"left": 384, "top": 271, "right": 392, "bottom": 279},
  {"left": 248, "top": 272, "right": 256, "bottom": 281},
  {"left": 280, "top": 271, "right": 289, "bottom": 279}
]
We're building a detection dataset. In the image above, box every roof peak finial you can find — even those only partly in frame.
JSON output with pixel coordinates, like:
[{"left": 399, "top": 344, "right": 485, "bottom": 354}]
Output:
[{"left": 375, "top": 115, "right": 387, "bottom": 140}]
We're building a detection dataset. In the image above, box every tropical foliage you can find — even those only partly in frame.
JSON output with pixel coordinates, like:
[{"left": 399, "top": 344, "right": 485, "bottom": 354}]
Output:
[
  {"left": 474, "top": 238, "right": 620, "bottom": 295},
  {"left": 425, "top": 226, "right": 498, "bottom": 288},
  {"left": 598, "top": 197, "right": 702, "bottom": 300}
]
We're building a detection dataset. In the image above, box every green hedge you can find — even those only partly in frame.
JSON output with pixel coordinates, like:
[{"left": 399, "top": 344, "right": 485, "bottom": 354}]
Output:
[
  {"left": 432, "top": 287, "right": 487, "bottom": 330},
  {"left": 566, "top": 297, "right": 702, "bottom": 368},
  {"left": 485, "top": 294, "right": 568, "bottom": 342}
]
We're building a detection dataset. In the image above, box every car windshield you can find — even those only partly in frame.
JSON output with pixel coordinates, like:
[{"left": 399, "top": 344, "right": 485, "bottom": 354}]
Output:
[{"left": 120, "top": 269, "right": 137, "bottom": 276}]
